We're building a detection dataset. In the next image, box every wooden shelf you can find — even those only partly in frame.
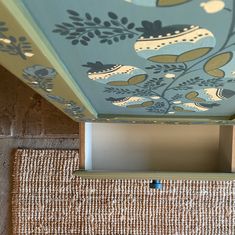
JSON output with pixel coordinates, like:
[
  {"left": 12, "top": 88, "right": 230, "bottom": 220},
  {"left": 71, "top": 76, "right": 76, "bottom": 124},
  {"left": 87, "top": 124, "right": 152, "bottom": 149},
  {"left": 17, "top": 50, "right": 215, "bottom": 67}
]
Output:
[{"left": 75, "top": 123, "right": 235, "bottom": 180}]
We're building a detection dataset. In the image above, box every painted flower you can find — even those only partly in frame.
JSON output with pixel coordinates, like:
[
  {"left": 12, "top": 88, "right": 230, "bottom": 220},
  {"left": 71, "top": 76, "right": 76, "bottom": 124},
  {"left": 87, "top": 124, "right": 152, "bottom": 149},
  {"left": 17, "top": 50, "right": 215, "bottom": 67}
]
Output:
[
  {"left": 173, "top": 102, "right": 220, "bottom": 112},
  {"left": 125, "top": 0, "right": 192, "bottom": 7},
  {"left": 83, "top": 61, "right": 147, "bottom": 86},
  {"left": 134, "top": 20, "right": 216, "bottom": 63},
  {"left": 23, "top": 65, "right": 56, "bottom": 78},
  {"left": 185, "top": 88, "right": 235, "bottom": 102},
  {"left": 200, "top": 0, "right": 225, "bottom": 14},
  {"left": 204, "top": 52, "right": 235, "bottom": 78},
  {"left": 23, "top": 65, "right": 57, "bottom": 92}
]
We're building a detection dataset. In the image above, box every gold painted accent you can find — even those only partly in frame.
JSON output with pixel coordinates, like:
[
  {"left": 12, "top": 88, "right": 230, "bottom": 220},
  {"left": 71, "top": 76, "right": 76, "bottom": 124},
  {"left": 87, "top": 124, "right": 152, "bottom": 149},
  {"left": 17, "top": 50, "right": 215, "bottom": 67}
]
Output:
[
  {"left": 205, "top": 69, "right": 225, "bottom": 77},
  {"left": 148, "top": 55, "right": 177, "bottom": 63},
  {"left": 204, "top": 52, "right": 233, "bottom": 77},
  {"left": 142, "top": 101, "right": 154, "bottom": 107},
  {"left": 157, "top": 0, "right": 191, "bottom": 7},
  {"left": 107, "top": 74, "right": 147, "bottom": 86},
  {"left": 173, "top": 106, "right": 194, "bottom": 112},
  {"left": 127, "top": 104, "right": 143, "bottom": 108},
  {"left": 173, "top": 106, "right": 184, "bottom": 112},
  {"left": 127, "top": 101, "right": 154, "bottom": 108},
  {"left": 177, "top": 47, "right": 212, "bottom": 62},
  {"left": 108, "top": 81, "right": 129, "bottom": 86},
  {"left": 185, "top": 91, "right": 205, "bottom": 102},
  {"left": 148, "top": 48, "right": 212, "bottom": 63},
  {"left": 128, "top": 74, "right": 147, "bottom": 85}
]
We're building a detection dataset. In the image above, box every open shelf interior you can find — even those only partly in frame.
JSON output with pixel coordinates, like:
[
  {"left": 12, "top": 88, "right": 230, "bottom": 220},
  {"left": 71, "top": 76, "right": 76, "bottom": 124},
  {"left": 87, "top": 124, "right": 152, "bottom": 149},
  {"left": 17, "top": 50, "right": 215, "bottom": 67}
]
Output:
[{"left": 84, "top": 123, "right": 226, "bottom": 172}]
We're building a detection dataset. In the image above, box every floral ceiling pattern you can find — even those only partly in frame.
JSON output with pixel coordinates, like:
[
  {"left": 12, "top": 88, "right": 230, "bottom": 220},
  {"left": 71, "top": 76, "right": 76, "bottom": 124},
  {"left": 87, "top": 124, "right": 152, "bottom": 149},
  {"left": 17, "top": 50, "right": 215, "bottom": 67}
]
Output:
[{"left": 3, "top": 0, "right": 235, "bottom": 119}]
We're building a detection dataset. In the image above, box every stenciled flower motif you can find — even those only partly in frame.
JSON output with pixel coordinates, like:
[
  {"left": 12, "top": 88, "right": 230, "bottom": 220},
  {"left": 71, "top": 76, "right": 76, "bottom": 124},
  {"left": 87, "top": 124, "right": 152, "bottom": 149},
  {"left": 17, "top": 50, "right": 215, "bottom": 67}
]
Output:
[
  {"left": 23, "top": 65, "right": 56, "bottom": 78},
  {"left": 83, "top": 61, "right": 147, "bottom": 86},
  {"left": 134, "top": 20, "right": 216, "bottom": 63},
  {"left": 23, "top": 65, "right": 57, "bottom": 92}
]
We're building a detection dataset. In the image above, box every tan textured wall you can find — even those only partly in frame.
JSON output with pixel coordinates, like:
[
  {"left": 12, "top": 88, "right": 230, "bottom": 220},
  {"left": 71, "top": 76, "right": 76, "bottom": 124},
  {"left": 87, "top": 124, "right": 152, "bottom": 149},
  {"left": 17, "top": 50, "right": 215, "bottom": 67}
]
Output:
[{"left": 91, "top": 124, "right": 220, "bottom": 172}]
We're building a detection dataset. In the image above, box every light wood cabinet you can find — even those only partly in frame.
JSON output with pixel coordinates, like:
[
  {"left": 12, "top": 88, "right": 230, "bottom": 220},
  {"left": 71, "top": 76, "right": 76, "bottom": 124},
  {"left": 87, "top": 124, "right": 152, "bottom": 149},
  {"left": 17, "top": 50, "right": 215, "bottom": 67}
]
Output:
[{"left": 74, "top": 123, "right": 235, "bottom": 180}]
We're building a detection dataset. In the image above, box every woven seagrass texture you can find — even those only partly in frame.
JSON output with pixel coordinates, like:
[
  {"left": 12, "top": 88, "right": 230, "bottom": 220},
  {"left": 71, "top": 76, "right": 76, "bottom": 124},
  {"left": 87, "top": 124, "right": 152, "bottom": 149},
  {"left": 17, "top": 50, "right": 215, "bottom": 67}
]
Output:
[{"left": 12, "top": 149, "right": 235, "bottom": 235}]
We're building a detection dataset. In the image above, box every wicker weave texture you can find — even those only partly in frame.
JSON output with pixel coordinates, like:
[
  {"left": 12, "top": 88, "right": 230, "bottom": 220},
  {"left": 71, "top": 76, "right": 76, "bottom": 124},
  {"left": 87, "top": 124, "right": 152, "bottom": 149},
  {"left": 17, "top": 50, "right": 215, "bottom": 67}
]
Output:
[{"left": 12, "top": 149, "right": 235, "bottom": 235}]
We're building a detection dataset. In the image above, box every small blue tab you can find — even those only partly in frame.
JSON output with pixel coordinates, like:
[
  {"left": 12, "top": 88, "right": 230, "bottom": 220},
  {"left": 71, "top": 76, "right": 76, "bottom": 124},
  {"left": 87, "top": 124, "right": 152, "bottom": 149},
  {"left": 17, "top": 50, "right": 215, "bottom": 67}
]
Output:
[{"left": 149, "top": 180, "right": 162, "bottom": 189}]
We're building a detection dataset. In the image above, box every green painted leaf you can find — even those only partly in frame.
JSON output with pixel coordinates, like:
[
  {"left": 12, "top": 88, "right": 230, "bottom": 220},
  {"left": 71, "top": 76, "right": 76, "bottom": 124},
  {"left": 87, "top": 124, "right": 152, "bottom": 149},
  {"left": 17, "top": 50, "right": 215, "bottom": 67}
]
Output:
[
  {"left": 80, "top": 40, "right": 88, "bottom": 45},
  {"left": 127, "top": 23, "right": 135, "bottom": 29},
  {"left": 93, "top": 17, "right": 101, "bottom": 24},
  {"left": 108, "top": 12, "right": 118, "bottom": 19},
  {"left": 67, "top": 10, "right": 79, "bottom": 16},
  {"left": 111, "top": 20, "right": 120, "bottom": 26},
  {"left": 87, "top": 32, "right": 94, "bottom": 38},
  {"left": 85, "top": 13, "right": 92, "bottom": 20},
  {"left": 104, "top": 21, "right": 111, "bottom": 27},
  {"left": 121, "top": 17, "right": 128, "bottom": 24},
  {"left": 120, "top": 34, "right": 126, "bottom": 40},
  {"left": 62, "top": 22, "right": 74, "bottom": 27},
  {"left": 69, "top": 16, "right": 82, "bottom": 21},
  {"left": 72, "top": 39, "right": 79, "bottom": 45}
]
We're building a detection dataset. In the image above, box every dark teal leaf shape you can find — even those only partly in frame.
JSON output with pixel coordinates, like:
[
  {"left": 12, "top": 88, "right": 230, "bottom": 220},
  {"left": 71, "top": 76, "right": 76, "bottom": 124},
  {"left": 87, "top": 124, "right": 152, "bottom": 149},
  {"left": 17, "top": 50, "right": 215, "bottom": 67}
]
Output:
[
  {"left": 121, "top": 17, "right": 128, "bottom": 25},
  {"left": 85, "top": 13, "right": 92, "bottom": 20},
  {"left": 67, "top": 9, "right": 79, "bottom": 16},
  {"left": 72, "top": 39, "right": 79, "bottom": 45},
  {"left": 108, "top": 12, "right": 118, "bottom": 19}
]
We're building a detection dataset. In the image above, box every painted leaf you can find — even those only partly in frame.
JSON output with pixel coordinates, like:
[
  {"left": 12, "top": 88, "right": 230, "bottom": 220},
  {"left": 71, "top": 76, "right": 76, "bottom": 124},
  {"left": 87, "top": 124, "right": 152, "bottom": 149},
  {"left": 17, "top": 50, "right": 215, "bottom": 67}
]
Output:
[{"left": 204, "top": 52, "right": 233, "bottom": 77}]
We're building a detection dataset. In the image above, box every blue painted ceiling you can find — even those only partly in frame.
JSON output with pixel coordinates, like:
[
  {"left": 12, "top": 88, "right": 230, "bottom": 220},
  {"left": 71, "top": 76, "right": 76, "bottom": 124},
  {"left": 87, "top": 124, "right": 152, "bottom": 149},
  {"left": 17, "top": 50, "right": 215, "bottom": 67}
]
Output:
[{"left": 21, "top": 0, "right": 235, "bottom": 117}]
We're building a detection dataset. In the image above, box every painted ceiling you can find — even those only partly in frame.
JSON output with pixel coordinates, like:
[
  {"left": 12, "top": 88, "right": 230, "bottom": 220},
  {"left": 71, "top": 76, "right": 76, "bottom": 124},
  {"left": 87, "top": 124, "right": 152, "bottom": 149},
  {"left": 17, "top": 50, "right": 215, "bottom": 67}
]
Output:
[{"left": 1, "top": 0, "right": 235, "bottom": 123}]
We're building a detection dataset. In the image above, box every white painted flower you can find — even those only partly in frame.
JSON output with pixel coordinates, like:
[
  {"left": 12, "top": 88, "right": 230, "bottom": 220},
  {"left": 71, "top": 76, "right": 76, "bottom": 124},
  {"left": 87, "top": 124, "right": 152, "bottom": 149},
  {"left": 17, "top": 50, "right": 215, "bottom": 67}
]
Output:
[
  {"left": 0, "top": 38, "right": 11, "bottom": 44},
  {"left": 200, "top": 0, "right": 225, "bottom": 14},
  {"left": 151, "top": 96, "right": 160, "bottom": 100},
  {"left": 173, "top": 100, "right": 182, "bottom": 104},
  {"left": 24, "top": 52, "right": 34, "bottom": 58},
  {"left": 164, "top": 73, "right": 176, "bottom": 79}
]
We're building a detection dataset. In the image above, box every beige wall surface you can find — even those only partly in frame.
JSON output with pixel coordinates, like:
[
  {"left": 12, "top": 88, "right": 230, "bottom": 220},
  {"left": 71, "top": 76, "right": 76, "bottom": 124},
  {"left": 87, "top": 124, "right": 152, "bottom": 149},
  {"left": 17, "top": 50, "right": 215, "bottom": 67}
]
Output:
[{"left": 91, "top": 124, "right": 220, "bottom": 172}]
